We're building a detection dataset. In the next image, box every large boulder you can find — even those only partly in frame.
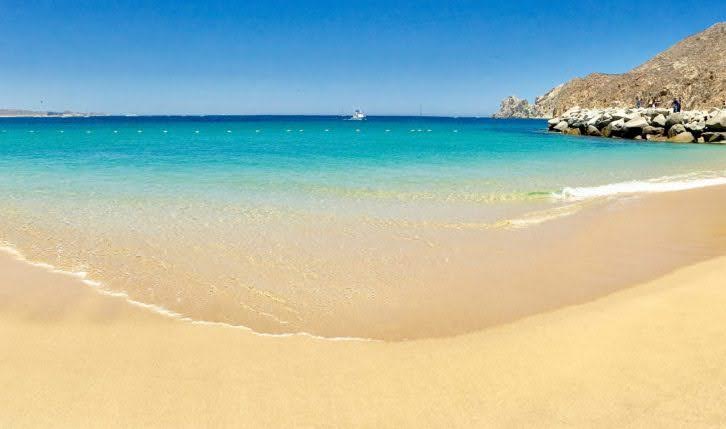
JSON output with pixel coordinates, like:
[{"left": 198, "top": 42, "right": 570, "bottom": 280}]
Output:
[
  {"left": 685, "top": 121, "right": 706, "bottom": 133},
  {"left": 651, "top": 114, "right": 667, "bottom": 127},
  {"left": 705, "top": 111, "right": 726, "bottom": 131},
  {"left": 595, "top": 115, "right": 613, "bottom": 128},
  {"left": 665, "top": 112, "right": 685, "bottom": 128},
  {"left": 624, "top": 117, "right": 648, "bottom": 129},
  {"left": 642, "top": 126, "right": 665, "bottom": 136},
  {"left": 602, "top": 118, "right": 626, "bottom": 137},
  {"left": 702, "top": 132, "right": 726, "bottom": 143},
  {"left": 564, "top": 127, "right": 581, "bottom": 136},
  {"left": 667, "top": 123, "right": 687, "bottom": 137},
  {"left": 553, "top": 121, "right": 569, "bottom": 132},
  {"left": 668, "top": 131, "right": 695, "bottom": 143},
  {"left": 646, "top": 134, "right": 667, "bottom": 142},
  {"left": 586, "top": 125, "right": 602, "bottom": 136}
]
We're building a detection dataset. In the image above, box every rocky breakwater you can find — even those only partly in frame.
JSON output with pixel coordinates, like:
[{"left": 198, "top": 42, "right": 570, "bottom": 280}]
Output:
[{"left": 547, "top": 107, "right": 726, "bottom": 143}]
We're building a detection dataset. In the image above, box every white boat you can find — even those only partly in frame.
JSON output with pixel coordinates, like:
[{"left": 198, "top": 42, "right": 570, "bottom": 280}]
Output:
[{"left": 348, "top": 109, "right": 367, "bottom": 121}]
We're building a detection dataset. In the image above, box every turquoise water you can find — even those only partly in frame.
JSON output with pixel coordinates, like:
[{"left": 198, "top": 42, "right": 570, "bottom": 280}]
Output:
[
  {"left": 2, "top": 116, "right": 725, "bottom": 211},
  {"left": 2, "top": 115, "right": 726, "bottom": 338}
]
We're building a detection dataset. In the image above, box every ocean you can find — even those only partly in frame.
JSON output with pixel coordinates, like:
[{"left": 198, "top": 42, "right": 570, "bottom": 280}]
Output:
[{"left": 2, "top": 115, "right": 726, "bottom": 339}]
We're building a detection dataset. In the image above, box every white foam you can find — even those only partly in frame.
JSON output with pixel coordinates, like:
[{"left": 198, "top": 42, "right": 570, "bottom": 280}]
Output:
[
  {"left": 557, "top": 173, "right": 726, "bottom": 201},
  {"left": 0, "top": 245, "right": 377, "bottom": 343}
]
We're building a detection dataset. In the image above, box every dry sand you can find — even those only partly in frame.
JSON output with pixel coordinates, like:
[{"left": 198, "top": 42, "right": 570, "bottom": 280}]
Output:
[{"left": 1, "top": 245, "right": 726, "bottom": 427}]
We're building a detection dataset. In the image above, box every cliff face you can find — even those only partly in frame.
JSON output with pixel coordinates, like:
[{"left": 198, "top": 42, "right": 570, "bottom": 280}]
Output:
[
  {"left": 492, "top": 96, "right": 542, "bottom": 118},
  {"left": 534, "top": 22, "right": 726, "bottom": 117}
]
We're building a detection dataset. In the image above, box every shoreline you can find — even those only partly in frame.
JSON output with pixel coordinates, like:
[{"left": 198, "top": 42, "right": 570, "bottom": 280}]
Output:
[
  {"left": 2, "top": 228, "right": 726, "bottom": 426},
  {"left": 3, "top": 184, "right": 726, "bottom": 340}
]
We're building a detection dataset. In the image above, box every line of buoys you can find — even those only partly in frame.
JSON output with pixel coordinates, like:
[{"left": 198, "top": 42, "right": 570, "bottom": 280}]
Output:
[{"left": 0, "top": 128, "right": 470, "bottom": 135}]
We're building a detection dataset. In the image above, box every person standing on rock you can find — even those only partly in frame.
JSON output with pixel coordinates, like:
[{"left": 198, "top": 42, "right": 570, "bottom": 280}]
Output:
[
  {"left": 672, "top": 98, "right": 680, "bottom": 113},
  {"left": 636, "top": 97, "right": 641, "bottom": 108}
]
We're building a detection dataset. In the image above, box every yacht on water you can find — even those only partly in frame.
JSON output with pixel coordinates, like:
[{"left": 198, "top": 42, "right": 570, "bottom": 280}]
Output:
[{"left": 348, "top": 109, "right": 367, "bottom": 120}]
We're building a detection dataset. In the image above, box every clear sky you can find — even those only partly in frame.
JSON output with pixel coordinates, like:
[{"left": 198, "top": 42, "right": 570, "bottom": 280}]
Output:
[{"left": 0, "top": 0, "right": 720, "bottom": 116}]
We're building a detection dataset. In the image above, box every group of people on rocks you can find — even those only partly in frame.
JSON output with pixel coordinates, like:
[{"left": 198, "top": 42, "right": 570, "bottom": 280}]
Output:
[{"left": 635, "top": 96, "right": 683, "bottom": 112}]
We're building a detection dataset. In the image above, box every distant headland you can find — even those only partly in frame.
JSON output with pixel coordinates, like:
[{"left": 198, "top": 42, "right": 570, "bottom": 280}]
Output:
[
  {"left": 494, "top": 22, "right": 726, "bottom": 119},
  {"left": 0, "top": 109, "right": 102, "bottom": 118}
]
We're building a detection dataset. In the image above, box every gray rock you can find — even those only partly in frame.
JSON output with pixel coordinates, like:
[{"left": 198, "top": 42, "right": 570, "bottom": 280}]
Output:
[
  {"left": 668, "top": 131, "right": 695, "bottom": 143},
  {"left": 668, "top": 123, "right": 687, "bottom": 137},
  {"left": 666, "top": 112, "right": 686, "bottom": 128},
  {"left": 602, "top": 118, "right": 626, "bottom": 137},
  {"left": 702, "top": 132, "right": 726, "bottom": 143},
  {"left": 493, "top": 96, "right": 544, "bottom": 118},
  {"left": 624, "top": 117, "right": 648, "bottom": 129},
  {"left": 651, "top": 114, "right": 667, "bottom": 127},
  {"left": 586, "top": 125, "right": 602, "bottom": 136},
  {"left": 547, "top": 117, "right": 561, "bottom": 126},
  {"left": 642, "top": 126, "right": 665, "bottom": 136},
  {"left": 705, "top": 111, "right": 726, "bottom": 131},
  {"left": 685, "top": 121, "right": 705, "bottom": 133},
  {"left": 553, "top": 121, "right": 569, "bottom": 132}
]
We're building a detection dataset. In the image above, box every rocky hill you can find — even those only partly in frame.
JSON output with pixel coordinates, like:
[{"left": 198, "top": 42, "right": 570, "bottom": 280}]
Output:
[
  {"left": 495, "top": 22, "right": 726, "bottom": 119},
  {"left": 536, "top": 22, "right": 726, "bottom": 117}
]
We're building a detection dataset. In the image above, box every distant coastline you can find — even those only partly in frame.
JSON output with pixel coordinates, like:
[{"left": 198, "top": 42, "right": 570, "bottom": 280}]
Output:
[{"left": 0, "top": 109, "right": 102, "bottom": 118}]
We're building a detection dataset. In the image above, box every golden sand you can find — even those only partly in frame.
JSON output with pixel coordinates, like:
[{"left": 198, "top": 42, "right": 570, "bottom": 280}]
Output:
[{"left": 2, "top": 243, "right": 726, "bottom": 427}]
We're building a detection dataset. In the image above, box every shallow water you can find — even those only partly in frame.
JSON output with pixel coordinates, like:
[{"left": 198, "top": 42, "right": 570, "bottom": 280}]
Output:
[{"left": 1, "top": 116, "right": 726, "bottom": 338}]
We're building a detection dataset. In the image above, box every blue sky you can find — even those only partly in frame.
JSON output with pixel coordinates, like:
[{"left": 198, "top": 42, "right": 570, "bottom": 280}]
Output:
[{"left": 0, "top": 1, "right": 720, "bottom": 115}]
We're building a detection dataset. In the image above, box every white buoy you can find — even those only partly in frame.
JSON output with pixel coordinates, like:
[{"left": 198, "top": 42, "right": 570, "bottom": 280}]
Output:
[
  {"left": 226, "top": 130, "right": 231, "bottom": 133},
  {"left": 453, "top": 130, "right": 459, "bottom": 133},
  {"left": 324, "top": 129, "right": 329, "bottom": 132},
  {"left": 299, "top": 129, "right": 304, "bottom": 132},
  {"left": 59, "top": 130, "right": 64, "bottom": 133},
  {"left": 163, "top": 130, "right": 168, "bottom": 133},
  {"left": 113, "top": 130, "right": 118, "bottom": 133},
  {"left": 195, "top": 130, "right": 200, "bottom": 134},
  {"left": 385, "top": 129, "right": 390, "bottom": 132},
  {"left": 137, "top": 130, "right": 143, "bottom": 133}
]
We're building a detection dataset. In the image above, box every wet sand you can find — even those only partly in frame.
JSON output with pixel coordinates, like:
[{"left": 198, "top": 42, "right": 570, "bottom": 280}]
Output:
[
  {"left": 2, "top": 229, "right": 726, "bottom": 426},
  {"left": 3, "top": 185, "right": 726, "bottom": 340}
]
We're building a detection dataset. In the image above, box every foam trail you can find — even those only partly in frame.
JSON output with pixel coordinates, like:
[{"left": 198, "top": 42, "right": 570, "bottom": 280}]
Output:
[
  {"left": 0, "top": 245, "right": 378, "bottom": 343},
  {"left": 557, "top": 173, "right": 726, "bottom": 201}
]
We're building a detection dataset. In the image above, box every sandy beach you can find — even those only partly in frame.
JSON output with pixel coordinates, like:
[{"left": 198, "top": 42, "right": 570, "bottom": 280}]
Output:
[{"left": 2, "top": 208, "right": 726, "bottom": 427}]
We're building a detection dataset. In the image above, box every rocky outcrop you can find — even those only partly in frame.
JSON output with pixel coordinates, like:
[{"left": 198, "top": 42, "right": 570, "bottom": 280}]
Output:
[
  {"left": 534, "top": 22, "right": 726, "bottom": 117},
  {"left": 547, "top": 107, "right": 726, "bottom": 144},
  {"left": 492, "top": 96, "right": 544, "bottom": 119}
]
